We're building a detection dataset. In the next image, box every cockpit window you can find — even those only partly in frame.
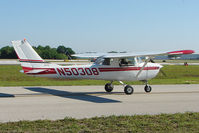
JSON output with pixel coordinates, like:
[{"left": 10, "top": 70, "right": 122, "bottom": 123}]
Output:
[
  {"left": 136, "top": 57, "right": 143, "bottom": 64},
  {"left": 119, "top": 58, "right": 136, "bottom": 66},
  {"left": 95, "top": 57, "right": 111, "bottom": 65},
  {"left": 102, "top": 58, "right": 111, "bottom": 65}
]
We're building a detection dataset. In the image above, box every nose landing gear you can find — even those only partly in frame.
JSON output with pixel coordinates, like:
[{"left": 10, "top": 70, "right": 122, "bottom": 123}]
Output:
[
  {"left": 144, "top": 85, "right": 152, "bottom": 93},
  {"left": 144, "top": 81, "right": 152, "bottom": 93}
]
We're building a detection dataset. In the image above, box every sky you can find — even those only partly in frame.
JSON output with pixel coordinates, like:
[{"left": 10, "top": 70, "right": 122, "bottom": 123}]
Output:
[{"left": 0, "top": 0, "right": 199, "bottom": 53}]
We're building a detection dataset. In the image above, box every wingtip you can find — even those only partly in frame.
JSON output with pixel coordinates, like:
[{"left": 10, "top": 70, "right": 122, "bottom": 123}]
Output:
[{"left": 168, "top": 50, "right": 195, "bottom": 55}]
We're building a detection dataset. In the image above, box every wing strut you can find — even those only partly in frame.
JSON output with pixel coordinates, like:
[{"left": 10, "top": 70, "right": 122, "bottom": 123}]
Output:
[{"left": 136, "top": 57, "right": 151, "bottom": 78}]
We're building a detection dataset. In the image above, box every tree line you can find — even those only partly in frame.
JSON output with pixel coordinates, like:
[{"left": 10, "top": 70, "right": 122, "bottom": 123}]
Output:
[{"left": 0, "top": 45, "right": 75, "bottom": 59}]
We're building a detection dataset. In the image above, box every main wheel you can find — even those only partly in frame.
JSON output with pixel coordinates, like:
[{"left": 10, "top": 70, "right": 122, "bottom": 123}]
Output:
[
  {"left": 144, "top": 85, "right": 152, "bottom": 93},
  {"left": 105, "top": 83, "right": 114, "bottom": 92},
  {"left": 124, "top": 85, "right": 134, "bottom": 95}
]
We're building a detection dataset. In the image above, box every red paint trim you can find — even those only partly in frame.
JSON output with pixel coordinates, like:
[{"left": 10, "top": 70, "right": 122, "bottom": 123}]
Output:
[
  {"left": 19, "top": 59, "right": 44, "bottom": 62},
  {"left": 22, "top": 66, "right": 45, "bottom": 72},
  {"left": 99, "top": 67, "right": 159, "bottom": 72},
  {"left": 22, "top": 66, "right": 50, "bottom": 70},
  {"left": 27, "top": 69, "right": 57, "bottom": 75},
  {"left": 168, "top": 50, "right": 195, "bottom": 55},
  {"left": 22, "top": 67, "right": 56, "bottom": 75}
]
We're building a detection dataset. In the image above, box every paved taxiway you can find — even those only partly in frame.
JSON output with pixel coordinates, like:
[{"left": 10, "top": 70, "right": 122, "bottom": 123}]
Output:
[{"left": 0, "top": 85, "right": 199, "bottom": 123}]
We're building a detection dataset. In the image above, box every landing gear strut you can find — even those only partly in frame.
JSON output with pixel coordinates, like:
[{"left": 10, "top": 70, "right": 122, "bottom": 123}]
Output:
[
  {"left": 105, "top": 81, "right": 114, "bottom": 92},
  {"left": 144, "top": 81, "right": 152, "bottom": 93},
  {"left": 105, "top": 81, "right": 151, "bottom": 95}
]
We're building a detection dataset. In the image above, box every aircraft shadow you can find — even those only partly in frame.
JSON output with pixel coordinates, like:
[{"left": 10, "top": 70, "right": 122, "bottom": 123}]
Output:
[
  {"left": 0, "top": 93, "right": 15, "bottom": 98},
  {"left": 24, "top": 87, "right": 121, "bottom": 103}
]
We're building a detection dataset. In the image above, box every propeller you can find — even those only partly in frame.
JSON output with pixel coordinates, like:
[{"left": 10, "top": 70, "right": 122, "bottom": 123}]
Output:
[{"left": 150, "top": 59, "right": 167, "bottom": 77}]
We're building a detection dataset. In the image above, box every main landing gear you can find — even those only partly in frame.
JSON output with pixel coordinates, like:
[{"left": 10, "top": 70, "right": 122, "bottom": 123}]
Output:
[
  {"left": 105, "top": 82, "right": 114, "bottom": 92},
  {"left": 104, "top": 80, "right": 152, "bottom": 95},
  {"left": 104, "top": 81, "right": 134, "bottom": 95},
  {"left": 119, "top": 81, "right": 134, "bottom": 95}
]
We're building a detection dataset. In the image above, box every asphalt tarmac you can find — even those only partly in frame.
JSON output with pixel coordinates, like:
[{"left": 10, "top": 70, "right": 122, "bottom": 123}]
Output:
[{"left": 0, "top": 85, "right": 199, "bottom": 123}]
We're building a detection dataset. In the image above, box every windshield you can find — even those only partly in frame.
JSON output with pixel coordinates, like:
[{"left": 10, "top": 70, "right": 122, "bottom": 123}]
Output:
[{"left": 136, "top": 57, "right": 143, "bottom": 63}]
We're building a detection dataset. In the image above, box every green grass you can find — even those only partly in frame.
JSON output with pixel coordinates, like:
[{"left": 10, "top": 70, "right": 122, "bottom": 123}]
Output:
[
  {"left": 0, "top": 65, "right": 199, "bottom": 86},
  {"left": 0, "top": 112, "right": 199, "bottom": 132}
]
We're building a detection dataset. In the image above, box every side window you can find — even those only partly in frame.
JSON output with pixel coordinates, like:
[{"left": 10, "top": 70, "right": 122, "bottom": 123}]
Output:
[
  {"left": 119, "top": 58, "right": 128, "bottom": 66},
  {"left": 119, "top": 58, "right": 135, "bottom": 66},
  {"left": 102, "top": 58, "right": 110, "bottom": 65},
  {"left": 127, "top": 58, "right": 135, "bottom": 66}
]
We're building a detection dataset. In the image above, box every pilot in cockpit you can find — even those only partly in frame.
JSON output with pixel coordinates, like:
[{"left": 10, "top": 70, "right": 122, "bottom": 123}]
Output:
[{"left": 119, "top": 58, "right": 128, "bottom": 66}]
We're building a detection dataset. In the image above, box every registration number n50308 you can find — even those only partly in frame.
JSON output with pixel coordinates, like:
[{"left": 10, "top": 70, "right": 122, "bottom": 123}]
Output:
[{"left": 56, "top": 68, "right": 99, "bottom": 76}]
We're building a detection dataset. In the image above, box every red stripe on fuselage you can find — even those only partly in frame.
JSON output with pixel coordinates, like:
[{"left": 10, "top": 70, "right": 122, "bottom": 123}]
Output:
[{"left": 98, "top": 67, "right": 159, "bottom": 72}]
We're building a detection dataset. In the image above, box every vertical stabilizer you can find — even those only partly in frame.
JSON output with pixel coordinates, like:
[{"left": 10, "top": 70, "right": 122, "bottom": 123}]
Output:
[
  {"left": 11, "top": 39, "right": 44, "bottom": 62},
  {"left": 11, "top": 39, "right": 49, "bottom": 73}
]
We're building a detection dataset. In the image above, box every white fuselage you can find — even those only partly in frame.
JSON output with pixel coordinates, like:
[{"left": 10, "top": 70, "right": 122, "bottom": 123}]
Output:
[{"left": 29, "top": 62, "right": 162, "bottom": 81}]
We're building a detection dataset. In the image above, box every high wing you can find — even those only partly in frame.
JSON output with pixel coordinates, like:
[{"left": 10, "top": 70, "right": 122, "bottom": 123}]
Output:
[{"left": 72, "top": 50, "right": 195, "bottom": 58}]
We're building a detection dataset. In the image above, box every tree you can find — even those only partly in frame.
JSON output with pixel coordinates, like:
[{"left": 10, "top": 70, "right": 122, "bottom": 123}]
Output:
[
  {"left": 57, "top": 45, "right": 67, "bottom": 54},
  {"left": 65, "top": 47, "right": 75, "bottom": 55},
  {"left": 0, "top": 46, "right": 17, "bottom": 59},
  {"left": 56, "top": 53, "right": 68, "bottom": 59},
  {"left": 57, "top": 45, "right": 75, "bottom": 59},
  {"left": 108, "top": 51, "right": 118, "bottom": 53},
  {"left": 0, "top": 44, "right": 75, "bottom": 59}
]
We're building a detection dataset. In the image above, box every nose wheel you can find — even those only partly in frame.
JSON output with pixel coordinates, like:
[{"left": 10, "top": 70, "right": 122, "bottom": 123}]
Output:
[
  {"left": 144, "top": 81, "right": 152, "bottom": 93},
  {"left": 144, "top": 85, "right": 152, "bottom": 93}
]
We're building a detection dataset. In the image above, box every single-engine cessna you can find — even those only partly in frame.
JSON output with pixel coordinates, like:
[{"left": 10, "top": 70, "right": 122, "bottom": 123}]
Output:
[{"left": 12, "top": 39, "right": 194, "bottom": 95}]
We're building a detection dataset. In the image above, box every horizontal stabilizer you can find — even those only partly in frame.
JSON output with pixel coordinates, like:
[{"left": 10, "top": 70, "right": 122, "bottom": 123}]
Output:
[{"left": 25, "top": 69, "right": 47, "bottom": 74}]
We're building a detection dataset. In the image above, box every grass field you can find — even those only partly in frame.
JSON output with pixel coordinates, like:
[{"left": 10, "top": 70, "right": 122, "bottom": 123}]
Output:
[
  {"left": 0, "top": 112, "right": 198, "bottom": 132},
  {"left": 1, "top": 65, "right": 199, "bottom": 86}
]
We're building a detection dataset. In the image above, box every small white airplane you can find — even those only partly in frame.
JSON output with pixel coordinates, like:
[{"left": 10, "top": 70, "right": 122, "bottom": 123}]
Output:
[{"left": 12, "top": 39, "right": 194, "bottom": 95}]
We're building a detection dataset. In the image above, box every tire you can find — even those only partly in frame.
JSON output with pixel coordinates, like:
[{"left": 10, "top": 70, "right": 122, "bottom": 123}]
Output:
[
  {"left": 124, "top": 85, "right": 134, "bottom": 95},
  {"left": 144, "top": 85, "right": 152, "bottom": 93},
  {"left": 105, "top": 83, "right": 114, "bottom": 92}
]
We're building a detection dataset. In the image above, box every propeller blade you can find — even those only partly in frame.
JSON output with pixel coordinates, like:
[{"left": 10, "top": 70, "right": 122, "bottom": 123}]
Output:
[
  {"left": 160, "top": 69, "right": 167, "bottom": 77},
  {"left": 149, "top": 59, "right": 167, "bottom": 77},
  {"left": 150, "top": 59, "right": 155, "bottom": 63}
]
